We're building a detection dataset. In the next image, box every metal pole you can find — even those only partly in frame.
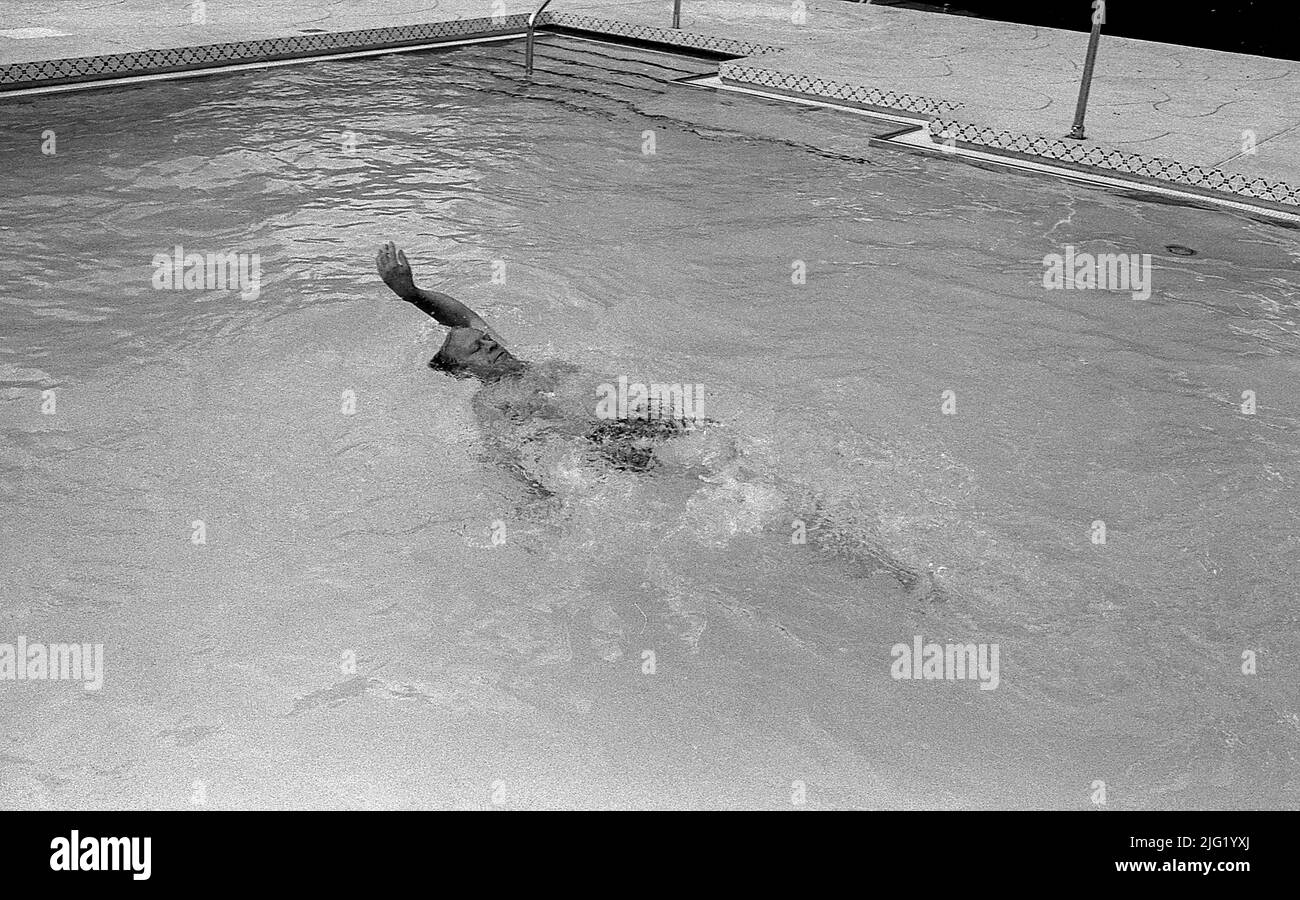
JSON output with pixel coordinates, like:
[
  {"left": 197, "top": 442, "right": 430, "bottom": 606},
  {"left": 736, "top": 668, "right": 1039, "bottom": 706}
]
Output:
[
  {"left": 1067, "top": 16, "right": 1103, "bottom": 140},
  {"left": 525, "top": 0, "right": 554, "bottom": 77},
  {"left": 673, "top": 0, "right": 681, "bottom": 29}
]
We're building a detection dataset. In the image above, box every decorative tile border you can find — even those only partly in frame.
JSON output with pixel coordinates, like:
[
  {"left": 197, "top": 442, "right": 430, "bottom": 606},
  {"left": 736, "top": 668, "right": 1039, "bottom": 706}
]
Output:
[
  {"left": 2, "top": 10, "right": 1295, "bottom": 211},
  {"left": 719, "top": 61, "right": 961, "bottom": 117},
  {"left": 0, "top": 16, "right": 529, "bottom": 90},
  {"left": 0, "top": 13, "right": 774, "bottom": 92},
  {"left": 930, "top": 118, "right": 1300, "bottom": 208},
  {"left": 541, "top": 12, "right": 780, "bottom": 59},
  {"left": 707, "top": 58, "right": 1298, "bottom": 210}
]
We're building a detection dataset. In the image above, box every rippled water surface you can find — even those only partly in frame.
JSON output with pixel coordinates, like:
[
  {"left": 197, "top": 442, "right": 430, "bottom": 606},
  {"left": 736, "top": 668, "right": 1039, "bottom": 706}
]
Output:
[{"left": 1, "top": 36, "right": 1297, "bottom": 808}]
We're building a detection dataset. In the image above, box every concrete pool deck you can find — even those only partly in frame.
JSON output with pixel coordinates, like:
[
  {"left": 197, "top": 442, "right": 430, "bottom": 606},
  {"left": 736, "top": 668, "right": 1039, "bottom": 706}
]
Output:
[{"left": 2, "top": 1, "right": 1297, "bottom": 205}]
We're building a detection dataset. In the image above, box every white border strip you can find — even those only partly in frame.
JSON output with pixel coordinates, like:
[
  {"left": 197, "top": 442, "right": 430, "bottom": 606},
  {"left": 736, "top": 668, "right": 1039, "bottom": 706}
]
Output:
[
  {"left": 694, "top": 74, "right": 1300, "bottom": 224},
  {"left": 0, "top": 33, "right": 522, "bottom": 98},
  {"left": 690, "top": 74, "right": 928, "bottom": 127},
  {"left": 889, "top": 126, "right": 1300, "bottom": 224}
]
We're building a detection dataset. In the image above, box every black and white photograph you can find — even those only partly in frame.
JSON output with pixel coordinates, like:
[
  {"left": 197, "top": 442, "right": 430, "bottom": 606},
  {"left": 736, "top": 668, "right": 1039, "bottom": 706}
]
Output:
[{"left": 0, "top": 0, "right": 1293, "bottom": 882}]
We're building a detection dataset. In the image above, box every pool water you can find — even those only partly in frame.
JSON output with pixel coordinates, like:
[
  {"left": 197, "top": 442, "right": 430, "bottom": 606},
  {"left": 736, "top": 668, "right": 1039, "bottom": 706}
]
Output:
[{"left": 1, "top": 35, "right": 1297, "bottom": 809}]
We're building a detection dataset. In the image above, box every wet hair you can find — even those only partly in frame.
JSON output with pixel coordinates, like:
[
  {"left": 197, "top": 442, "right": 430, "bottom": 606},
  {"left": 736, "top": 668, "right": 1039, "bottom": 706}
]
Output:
[
  {"left": 428, "top": 346, "right": 468, "bottom": 376},
  {"left": 428, "top": 330, "right": 480, "bottom": 379}
]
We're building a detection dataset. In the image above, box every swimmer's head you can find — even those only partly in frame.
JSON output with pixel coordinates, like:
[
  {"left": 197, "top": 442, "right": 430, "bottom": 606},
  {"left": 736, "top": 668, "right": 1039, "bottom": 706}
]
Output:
[{"left": 430, "top": 327, "right": 524, "bottom": 380}]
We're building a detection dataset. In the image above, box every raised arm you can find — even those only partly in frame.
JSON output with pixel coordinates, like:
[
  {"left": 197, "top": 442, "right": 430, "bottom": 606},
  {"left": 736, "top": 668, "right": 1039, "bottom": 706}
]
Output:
[{"left": 376, "top": 242, "right": 502, "bottom": 341}]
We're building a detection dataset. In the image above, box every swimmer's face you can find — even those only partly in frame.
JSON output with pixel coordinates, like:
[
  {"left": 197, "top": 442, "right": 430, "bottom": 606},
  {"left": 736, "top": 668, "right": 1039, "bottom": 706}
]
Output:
[{"left": 436, "top": 327, "right": 519, "bottom": 378}]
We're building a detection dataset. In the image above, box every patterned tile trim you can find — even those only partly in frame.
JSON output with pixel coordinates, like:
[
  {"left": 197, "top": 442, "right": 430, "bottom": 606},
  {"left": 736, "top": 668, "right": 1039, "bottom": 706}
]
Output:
[
  {"left": 4, "top": 11, "right": 1294, "bottom": 211},
  {"left": 540, "top": 12, "right": 780, "bottom": 58},
  {"left": 0, "top": 16, "right": 529, "bottom": 89},
  {"left": 930, "top": 119, "right": 1300, "bottom": 208},
  {"left": 719, "top": 62, "right": 962, "bottom": 117}
]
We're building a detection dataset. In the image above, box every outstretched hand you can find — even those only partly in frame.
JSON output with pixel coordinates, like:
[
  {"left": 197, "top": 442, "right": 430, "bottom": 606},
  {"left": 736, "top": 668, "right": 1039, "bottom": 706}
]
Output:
[{"left": 376, "top": 242, "right": 417, "bottom": 299}]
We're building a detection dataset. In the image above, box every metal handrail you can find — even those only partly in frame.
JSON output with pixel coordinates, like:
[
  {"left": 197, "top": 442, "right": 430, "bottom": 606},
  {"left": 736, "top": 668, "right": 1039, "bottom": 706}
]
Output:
[
  {"left": 1067, "top": 12, "right": 1103, "bottom": 139},
  {"left": 528, "top": 0, "right": 682, "bottom": 73},
  {"left": 525, "top": 0, "right": 554, "bottom": 76}
]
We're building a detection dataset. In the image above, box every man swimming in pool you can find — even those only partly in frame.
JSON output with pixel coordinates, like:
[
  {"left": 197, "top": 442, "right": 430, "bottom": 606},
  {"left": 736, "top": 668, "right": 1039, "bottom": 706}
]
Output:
[
  {"left": 374, "top": 244, "right": 942, "bottom": 597},
  {"left": 376, "top": 242, "right": 526, "bottom": 380},
  {"left": 377, "top": 241, "right": 705, "bottom": 474}
]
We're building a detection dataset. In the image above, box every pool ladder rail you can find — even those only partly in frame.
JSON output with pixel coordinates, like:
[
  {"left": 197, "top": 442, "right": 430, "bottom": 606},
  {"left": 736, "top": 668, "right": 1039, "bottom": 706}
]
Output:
[
  {"left": 525, "top": 0, "right": 683, "bottom": 75},
  {"left": 525, "top": 0, "right": 555, "bottom": 76}
]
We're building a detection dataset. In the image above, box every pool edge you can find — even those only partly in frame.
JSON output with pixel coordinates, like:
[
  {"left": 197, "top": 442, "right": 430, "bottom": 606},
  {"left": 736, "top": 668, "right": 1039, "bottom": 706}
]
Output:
[
  {"left": 714, "top": 69, "right": 1300, "bottom": 220},
  {"left": 0, "top": 17, "right": 532, "bottom": 93},
  {"left": 5, "top": 11, "right": 1296, "bottom": 219}
]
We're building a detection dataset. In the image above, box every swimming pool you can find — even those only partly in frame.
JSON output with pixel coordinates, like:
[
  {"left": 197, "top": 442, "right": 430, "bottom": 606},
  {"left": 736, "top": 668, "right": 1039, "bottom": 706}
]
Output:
[{"left": 1, "top": 34, "right": 1297, "bottom": 809}]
